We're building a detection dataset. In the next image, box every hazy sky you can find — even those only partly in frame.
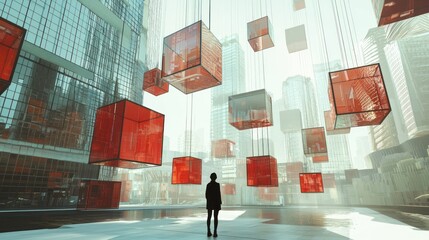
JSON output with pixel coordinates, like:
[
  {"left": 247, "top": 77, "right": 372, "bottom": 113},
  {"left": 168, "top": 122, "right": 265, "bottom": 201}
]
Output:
[{"left": 143, "top": 0, "right": 377, "bottom": 168}]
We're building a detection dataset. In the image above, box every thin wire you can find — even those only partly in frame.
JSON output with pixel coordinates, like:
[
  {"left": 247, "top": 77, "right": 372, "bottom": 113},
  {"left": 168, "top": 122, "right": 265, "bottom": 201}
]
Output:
[
  {"left": 332, "top": 0, "right": 348, "bottom": 68},
  {"left": 344, "top": 0, "right": 359, "bottom": 66},
  {"left": 209, "top": 0, "right": 211, "bottom": 29},
  {"left": 190, "top": 94, "right": 193, "bottom": 156},
  {"left": 316, "top": 0, "right": 331, "bottom": 70}
]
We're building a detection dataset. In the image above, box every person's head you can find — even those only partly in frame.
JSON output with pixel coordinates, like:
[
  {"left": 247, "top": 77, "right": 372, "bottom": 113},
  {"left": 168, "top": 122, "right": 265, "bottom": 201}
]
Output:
[{"left": 210, "top": 172, "right": 217, "bottom": 181}]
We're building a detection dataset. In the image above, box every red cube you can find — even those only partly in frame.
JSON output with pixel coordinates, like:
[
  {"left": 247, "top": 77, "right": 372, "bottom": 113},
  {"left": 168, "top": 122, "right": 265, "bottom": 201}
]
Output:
[
  {"left": 247, "top": 16, "right": 274, "bottom": 52},
  {"left": 302, "top": 127, "right": 327, "bottom": 157},
  {"left": 171, "top": 156, "right": 202, "bottom": 184},
  {"left": 77, "top": 180, "right": 121, "bottom": 209},
  {"left": 143, "top": 68, "right": 169, "bottom": 96},
  {"left": 212, "top": 139, "right": 235, "bottom": 158},
  {"left": 247, "top": 155, "right": 278, "bottom": 187},
  {"left": 89, "top": 99, "right": 164, "bottom": 169},
  {"left": 0, "top": 17, "right": 26, "bottom": 95},
  {"left": 312, "top": 154, "right": 329, "bottom": 163},
  {"left": 328, "top": 64, "right": 391, "bottom": 128},
  {"left": 377, "top": 0, "right": 429, "bottom": 26},
  {"left": 162, "top": 21, "right": 222, "bottom": 94},
  {"left": 299, "top": 173, "right": 324, "bottom": 193},
  {"left": 222, "top": 183, "right": 236, "bottom": 195}
]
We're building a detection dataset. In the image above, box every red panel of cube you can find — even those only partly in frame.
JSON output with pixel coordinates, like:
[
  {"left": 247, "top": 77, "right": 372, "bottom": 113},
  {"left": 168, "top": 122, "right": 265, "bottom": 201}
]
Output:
[
  {"left": 0, "top": 17, "right": 26, "bottom": 95},
  {"left": 328, "top": 64, "right": 391, "bottom": 128},
  {"left": 212, "top": 139, "right": 235, "bottom": 158},
  {"left": 229, "top": 89, "right": 273, "bottom": 130},
  {"left": 302, "top": 127, "right": 327, "bottom": 157},
  {"left": 247, "top": 155, "right": 278, "bottom": 187},
  {"left": 77, "top": 180, "right": 121, "bottom": 209},
  {"left": 89, "top": 99, "right": 164, "bottom": 169},
  {"left": 312, "top": 154, "right": 329, "bottom": 163},
  {"left": 299, "top": 172, "right": 324, "bottom": 193},
  {"left": 378, "top": 0, "right": 429, "bottom": 26},
  {"left": 222, "top": 183, "right": 236, "bottom": 195},
  {"left": 161, "top": 21, "right": 222, "bottom": 94},
  {"left": 143, "top": 68, "right": 169, "bottom": 96},
  {"left": 324, "top": 110, "right": 350, "bottom": 135},
  {"left": 171, "top": 156, "right": 202, "bottom": 184},
  {"left": 247, "top": 16, "right": 274, "bottom": 52}
]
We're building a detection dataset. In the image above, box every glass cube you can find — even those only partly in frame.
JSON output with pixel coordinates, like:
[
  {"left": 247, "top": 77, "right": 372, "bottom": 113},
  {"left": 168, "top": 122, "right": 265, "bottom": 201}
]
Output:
[
  {"left": 77, "top": 180, "right": 121, "bottom": 209},
  {"left": 299, "top": 172, "right": 324, "bottom": 193},
  {"left": 0, "top": 17, "right": 26, "bottom": 95},
  {"left": 345, "top": 169, "right": 359, "bottom": 184},
  {"left": 293, "top": 0, "right": 306, "bottom": 11},
  {"left": 171, "top": 156, "right": 202, "bottom": 184},
  {"left": 247, "top": 16, "right": 274, "bottom": 52},
  {"left": 312, "top": 154, "right": 329, "bottom": 163},
  {"left": 328, "top": 64, "right": 391, "bottom": 128},
  {"left": 222, "top": 183, "right": 236, "bottom": 195},
  {"left": 229, "top": 89, "right": 273, "bottom": 130},
  {"left": 286, "top": 162, "right": 303, "bottom": 184},
  {"left": 212, "top": 139, "right": 235, "bottom": 158},
  {"left": 323, "top": 173, "right": 336, "bottom": 188},
  {"left": 324, "top": 110, "right": 350, "bottom": 135},
  {"left": 378, "top": 0, "right": 429, "bottom": 26},
  {"left": 285, "top": 24, "right": 307, "bottom": 53},
  {"left": 302, "top": 127, "right": 327, "bottom": 157},
  {"left": 161, "top": 21, "right": 222, "bottom": 94},
  {"left": 89, "top": 99, "right": 165, "bottom": 169},
  {"left": 143, "top": 68, "right": 169, "bottom": 96},
  {"left": 280, "top": 109, "right": 302, "bottom": 133},
  {"left": 246, "top": 155, "right": 278, "bottom": 187}
]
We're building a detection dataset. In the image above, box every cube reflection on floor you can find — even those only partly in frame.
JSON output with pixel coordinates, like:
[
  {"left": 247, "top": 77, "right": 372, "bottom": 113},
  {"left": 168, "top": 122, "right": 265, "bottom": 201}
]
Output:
[
  {"left": 229, "top": 89, "right": 273, "bottom": 130},
  {"left": 89, "top": 99, "right": 165, "bottom": 169},
  {"left": 246, "top": 155, "right": 278, "bottom": 187},
  {"left": 247, "top": 16, "right": 274, "bottom": 52},
  {"left": 302, "top": 127, "right": 327, "bottom": 157},
  {"left": 143, "top": 68, "right": 169, "bottom": 96},
  {"left": 328, "top": 63, "right": 391, "bottom": 128},
  {"left": 0, "top": 17, "right": 26, "bottom": 95},
  {"left": 171, "top": 156, "right": 202, "bottom": 184},
  {"left": 161, "top": 21, "right": 222, "bottom": 94},
  {"left": 299, "top": 172, "right": 324, "bottom": 193}
]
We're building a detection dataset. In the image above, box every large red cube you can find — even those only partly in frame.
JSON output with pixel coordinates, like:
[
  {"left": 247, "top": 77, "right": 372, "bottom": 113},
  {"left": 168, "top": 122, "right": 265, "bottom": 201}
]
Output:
[
  {"left": 377, "top": 0, "right": 429, "bottom": 26},
  {"left": 89, "top": 99, "right": 164, "bottom": 169},
  {"left": 77, "top": 180, "right": 121, "bottom": 209},
  {"left": 247, "top": 155, "right": 278, "bottom": 187},
  {"left": 212, "top": 139, "right": 235, "bottom": 158},
  {"left": 324, "top": 110, "right": 350, "bottom": 135},
  {"left": 299, "top": 172, "right": 324, "bottom": 193},
  {"left": 302, "top": 127, "right": 327, "bottom": 157},
  {"left": 161, "top": 21, "right": 222, "bottom": 94},
  {"left": 229, "top": 89, "right": 273, "bottom": 130},
  {"left": 143, "top": 68, "right": 169, "bottom": 96},
  {"left": 0, "top": 17, "right": 26, "bottom": 95},
  {"left": 247, "top": 16, "right": 274, "bottom": 52},
  {"left": 171, "top": 156, "right": 202, "bottom": 184},
  {"left": 328, "top": 63, "right": 391, "bottom": 128}
]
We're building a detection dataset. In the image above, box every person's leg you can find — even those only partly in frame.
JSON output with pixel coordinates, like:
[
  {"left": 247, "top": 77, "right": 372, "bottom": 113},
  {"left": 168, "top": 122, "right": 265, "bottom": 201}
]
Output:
[
  {"left": 207, "top": 209, "right": 212, "bottom": 236},
  {"left": 213, "top": 209, "right": 219, "bottom": 237}
]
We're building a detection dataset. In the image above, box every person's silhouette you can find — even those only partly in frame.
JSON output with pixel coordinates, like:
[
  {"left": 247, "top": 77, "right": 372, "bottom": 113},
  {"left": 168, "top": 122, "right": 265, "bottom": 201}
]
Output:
[{"left": 206, "top": 172, "right": 222, "bottom": 237}]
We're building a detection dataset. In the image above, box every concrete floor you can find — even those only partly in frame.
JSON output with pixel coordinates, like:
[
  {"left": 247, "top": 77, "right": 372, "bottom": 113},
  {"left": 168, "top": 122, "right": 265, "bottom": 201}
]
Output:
[{"left": 1, "top": 206, "right": 429, "bottom": 239}]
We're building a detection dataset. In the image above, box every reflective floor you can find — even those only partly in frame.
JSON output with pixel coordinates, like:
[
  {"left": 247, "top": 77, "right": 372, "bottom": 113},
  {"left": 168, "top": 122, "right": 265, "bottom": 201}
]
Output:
[{"left": 1, "top": 206, "right": 429, "bottom": 239}]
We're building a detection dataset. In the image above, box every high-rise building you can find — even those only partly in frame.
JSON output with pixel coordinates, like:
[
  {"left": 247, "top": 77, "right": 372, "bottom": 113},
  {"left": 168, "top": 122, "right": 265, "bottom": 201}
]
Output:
[{"left": 0, "top": 0, "right": 145, "bottom": 208}]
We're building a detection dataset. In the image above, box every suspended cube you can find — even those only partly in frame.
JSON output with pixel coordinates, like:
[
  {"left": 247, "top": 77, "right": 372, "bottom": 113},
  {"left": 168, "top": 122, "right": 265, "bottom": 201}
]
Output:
[
  {"left": 377, "top": 0, "right": 429, "bottom": 26},
  {"left": 299, "top": 172, "right": 324, "bottom": 193},
  {"left": 229, "top": 89, "right": 273, "bottom": 130},
  {"left": 77, "top": 180, "right": 121, "bottom": 209},
  {"left": 293, "top": 0, "right": 306, "bottom": 11},
  {"left": 345, "top": 169, "right": 359, "bottom": 184},
  {"left": 247, "top": 16, "right": 274, "bottom": 52},
  {"left": 328, "top": 63, "right": 391, "bottom": 128},
  {"left": 258, "top": 187, "right": 278, "bottom": 201},
  {"left": 286, "top": 162, "right": 304, "bottom": 184},
  {"left": 161, "top": 21, "right": 222, "bottom": 94},
  {"left": 171, "top": 156, "right": 202, "bottom": 184},
  {"left": 89, "top": 99, "right": 165, "bottom": 169},
  {"left": 0, "top": 17, "right": 26, "bottom": 95},
  {"left": 143, "top": 68, "right": 169, "bottom": 96},
  {"left": 246, "top": 155, "right": 278, "bottom": 187},
  {"left": 302, "top": 127, "right": 327, "bottom": 157},
  {"left": 212, "top": 139, "right": 235, "bottom": 158},
  {"left": 285, "top": 24, "right": 307, "bottom": 53},
  {"left": 222, "top": 183, "right": 236, "bottom": 195},
  {"left": 324, "top": 110, "right": 350, "bottom": 135},
  {"left": 280, "top": 109, "right": 302, "bottom": 133},
  {"left": 322, "top": 173, "right": 336, "bottom": 188},
  {"left": 312, "top": 154, "right": 329, "bottom": 163}
]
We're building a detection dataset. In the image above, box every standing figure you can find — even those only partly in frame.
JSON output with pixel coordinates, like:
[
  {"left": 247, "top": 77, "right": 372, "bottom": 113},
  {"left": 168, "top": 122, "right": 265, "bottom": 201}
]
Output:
[{"left": 206, "top": 172, "right": 222, "bottom": 237}]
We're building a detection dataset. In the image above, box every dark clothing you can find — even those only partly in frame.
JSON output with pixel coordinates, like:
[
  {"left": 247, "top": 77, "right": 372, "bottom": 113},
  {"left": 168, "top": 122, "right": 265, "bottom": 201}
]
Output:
[{"left": 205, "top": 181, "right": 222, "bottom": 210}]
